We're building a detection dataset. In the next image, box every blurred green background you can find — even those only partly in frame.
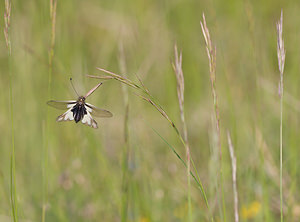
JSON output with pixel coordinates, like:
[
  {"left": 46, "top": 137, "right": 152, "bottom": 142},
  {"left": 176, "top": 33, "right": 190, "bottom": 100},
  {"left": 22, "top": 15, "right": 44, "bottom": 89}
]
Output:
[{"left": 1, "top": 0, "right": 300, "bottom": 221}]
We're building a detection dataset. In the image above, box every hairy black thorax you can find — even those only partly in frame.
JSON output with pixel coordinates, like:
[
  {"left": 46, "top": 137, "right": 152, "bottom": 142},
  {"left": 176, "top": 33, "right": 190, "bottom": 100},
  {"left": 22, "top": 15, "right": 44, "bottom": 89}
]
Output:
[{"left": 71, "top": 96, "right": 87, "bottom": 123}]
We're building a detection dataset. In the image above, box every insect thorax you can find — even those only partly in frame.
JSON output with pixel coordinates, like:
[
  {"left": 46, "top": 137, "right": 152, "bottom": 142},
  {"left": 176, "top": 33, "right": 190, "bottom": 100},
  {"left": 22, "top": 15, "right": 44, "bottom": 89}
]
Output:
[{"left": 72, "top": 97, "right": 87, "bottom": 122}]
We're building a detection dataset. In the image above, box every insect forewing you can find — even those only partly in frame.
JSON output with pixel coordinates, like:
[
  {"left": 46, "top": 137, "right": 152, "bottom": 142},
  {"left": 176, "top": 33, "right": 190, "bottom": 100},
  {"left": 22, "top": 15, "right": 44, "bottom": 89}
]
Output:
[
  {"left": 85, "top": 103, "right": 113, "bottom": 118},
  {"left": 47, "top": 100, "right": 77, "bottom": 110},
  {"left": 56, "top": 108, "right": 74, "bottom": 122}
]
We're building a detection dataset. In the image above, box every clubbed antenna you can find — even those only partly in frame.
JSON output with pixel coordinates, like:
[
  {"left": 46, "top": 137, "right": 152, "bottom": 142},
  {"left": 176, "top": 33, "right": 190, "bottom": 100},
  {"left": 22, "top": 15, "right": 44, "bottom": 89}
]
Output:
[{"left": 70, "top": 78, "right": 79, "bottom": 97}]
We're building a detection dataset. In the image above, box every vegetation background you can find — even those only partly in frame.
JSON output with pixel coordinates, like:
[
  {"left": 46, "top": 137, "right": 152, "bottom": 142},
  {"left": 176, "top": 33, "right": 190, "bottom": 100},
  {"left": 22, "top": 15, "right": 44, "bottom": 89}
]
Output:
[{"left": 1, "top": 0, "right": 300, "bottom": 221}]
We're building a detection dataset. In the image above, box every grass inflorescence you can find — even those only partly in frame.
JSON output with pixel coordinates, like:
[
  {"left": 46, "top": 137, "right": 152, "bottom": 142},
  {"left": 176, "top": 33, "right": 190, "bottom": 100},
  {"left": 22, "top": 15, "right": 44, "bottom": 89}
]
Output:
[
  {"left": 200, "top": 13, "right": 225, "bottom": 220},
  {"left": 172, "top": 44, "right": 192, "bottom": 221},
  {"left": 276, "top": 10, "right": 286, "bottom": 222}
]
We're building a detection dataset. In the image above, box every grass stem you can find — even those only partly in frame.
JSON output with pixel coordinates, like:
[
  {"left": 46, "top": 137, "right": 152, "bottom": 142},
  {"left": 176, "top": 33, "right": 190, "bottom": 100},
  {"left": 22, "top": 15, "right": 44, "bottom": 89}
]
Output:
[
  {"left": 200, "top": 13, "right": 225, "bottom": 220},
  {"left": 227, "top": 131, "right": 239, "bottom": 222},
  {"left": 119, "top": 42, "right": 130, "bottom": 222},
  {"left": 276, "top": 10, "right": 285, "bottom": 222},
  {"left": 172, "top": 44, "right": 192, "bottom": 221},
  {"left": 4, "top": 0, "right": 18, "bottom": 221},
  {"left": 43, "top": 1, "right": 57, "bottom": 221}
]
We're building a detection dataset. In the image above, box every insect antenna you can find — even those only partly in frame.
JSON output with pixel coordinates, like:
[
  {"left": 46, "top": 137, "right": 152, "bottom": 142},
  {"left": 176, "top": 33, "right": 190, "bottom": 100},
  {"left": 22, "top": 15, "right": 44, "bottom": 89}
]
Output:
[{"left": 70, "top": 78, "right": 79, "bottom": 97}]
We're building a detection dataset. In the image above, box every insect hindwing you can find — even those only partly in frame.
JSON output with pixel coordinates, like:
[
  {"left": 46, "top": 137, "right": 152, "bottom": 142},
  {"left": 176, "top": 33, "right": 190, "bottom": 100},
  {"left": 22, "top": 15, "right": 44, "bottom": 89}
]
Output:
[
  {"left": 81, "top": 109, "right": 98, "bottom": 129},
  {"left": 56, "top": 104, "right": 98, "bottom": 128}
]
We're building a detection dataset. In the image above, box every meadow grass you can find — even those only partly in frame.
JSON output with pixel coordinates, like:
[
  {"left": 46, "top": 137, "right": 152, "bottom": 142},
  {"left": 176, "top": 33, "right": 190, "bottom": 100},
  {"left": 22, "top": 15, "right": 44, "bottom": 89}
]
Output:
[
  {"left": 43, "top": 1, "right": 57, "bottom": 221},
  {"left": 4, "top": 0, "right": 18, "bottom": 221},
  {"left": 118, "top": 41, "right": 130, "bottom": 222},
  {"left": 227, "top": 131, "right": 239, "bottom": 222},
  {"left": 1, "top": 1, "right": 300, "bottom": 221}
]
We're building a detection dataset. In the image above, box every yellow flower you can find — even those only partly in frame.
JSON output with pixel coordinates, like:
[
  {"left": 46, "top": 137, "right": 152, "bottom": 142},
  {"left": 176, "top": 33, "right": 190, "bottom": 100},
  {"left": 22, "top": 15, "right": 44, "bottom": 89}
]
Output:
[
  {"left": 174, "top": 202, "right": 188, "bottom": 219},
  {"left": 241, "top": 201, "right": 261, "bottom": 219},
  {"left": 139, "top": 217, "right": 150, "bottom": 222}
]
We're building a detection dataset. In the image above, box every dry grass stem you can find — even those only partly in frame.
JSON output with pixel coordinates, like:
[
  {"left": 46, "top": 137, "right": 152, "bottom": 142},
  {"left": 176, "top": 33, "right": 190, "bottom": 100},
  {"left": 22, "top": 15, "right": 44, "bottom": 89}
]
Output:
[
  {"left": 276, "top": 9, "right": 285, "bottom": 222},
  {"left": 172, "top": 44, "right": 192, "bottom": 221},
  {"left": 201, "top": 13, "right": 224, "bottom": 219},
  {"left": 277, "top": 11, "right": 286, "bottom": 82},
  {"left": 172, "top": 45, "right": 187, "bottom": 139},
  {"left": 200, "top": 13, "right": 220, "bottom": 158},
  {"left": 86, "top": 75, "right": 114, "bottom": 80},
  {"left": 135, "top": 94, "right": 176, "bottom": 129},
  {"left": 227, "top": 131, "right": 239, "bottom": 222},
  {"left": 49, "top": 0, "right": 57, "bottom": 64},
  {"left": 4, "top": 0, "right": 11, "bottom": 55},
  {"left": 95, "top": 68, "right": 140, "bottom": 89},
  {"left": 135, "top": 73, "right": 150, "bottom": 94}
]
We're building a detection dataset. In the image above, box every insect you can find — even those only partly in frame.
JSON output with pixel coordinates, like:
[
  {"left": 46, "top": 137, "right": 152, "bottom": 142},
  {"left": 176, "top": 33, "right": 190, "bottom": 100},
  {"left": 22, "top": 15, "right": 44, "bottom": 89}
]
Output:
[{"left": 47, "top": 78, "right": 112, "bottom": 129}]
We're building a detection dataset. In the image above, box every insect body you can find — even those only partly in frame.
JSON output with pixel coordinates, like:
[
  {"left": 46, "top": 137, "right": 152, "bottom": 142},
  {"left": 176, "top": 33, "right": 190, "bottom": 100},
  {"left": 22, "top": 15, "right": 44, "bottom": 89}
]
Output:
[{"left": 47, "top": 81, "right": 112, "bottom": 129}]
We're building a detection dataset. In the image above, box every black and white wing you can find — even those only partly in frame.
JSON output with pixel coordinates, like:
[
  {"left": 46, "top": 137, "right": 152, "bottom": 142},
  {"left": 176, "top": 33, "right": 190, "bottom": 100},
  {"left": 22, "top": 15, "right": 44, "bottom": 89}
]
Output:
[
  {"left": 47, "top": 100, "right": 77, "bottom": 110},
  {"left": 85, "top": 103, "right": 113, "bottom": 118},
  {"left": 56, "top": 107, "right": 75, "bottom": 122},
  {"left": 81, "top": 111, "right": 98, "bottom": 129}
]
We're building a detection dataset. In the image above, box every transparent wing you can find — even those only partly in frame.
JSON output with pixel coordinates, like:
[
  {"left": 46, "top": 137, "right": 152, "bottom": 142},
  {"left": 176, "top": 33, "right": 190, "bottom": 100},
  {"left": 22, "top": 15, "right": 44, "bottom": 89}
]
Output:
[
  {"left": 85, "top": 103, "right": 113, "bottom": 118},
  {"left": 47, "top": 100, "right": 77, "bottom": 110}
]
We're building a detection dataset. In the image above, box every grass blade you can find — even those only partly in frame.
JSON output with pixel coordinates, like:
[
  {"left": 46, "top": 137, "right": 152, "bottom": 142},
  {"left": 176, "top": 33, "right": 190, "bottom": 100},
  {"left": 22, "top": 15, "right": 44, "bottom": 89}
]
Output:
[{"left": 149, "top": 125, "right": 210, "bottom": 210}]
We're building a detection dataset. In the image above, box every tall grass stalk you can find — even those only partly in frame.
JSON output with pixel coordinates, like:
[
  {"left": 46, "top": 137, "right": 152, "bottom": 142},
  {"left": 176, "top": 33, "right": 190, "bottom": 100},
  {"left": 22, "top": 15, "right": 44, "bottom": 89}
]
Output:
[
  {"left": 43, "top": 1, "right": 57, "bottom": 221},
  {"left": 172, "top": 45, "right": 192, "bottom": 221},
  {"left": 276, "top": 10, "right": 286, "bottom": 222},
  {"left": 4, "top": 0, "right": 18, "bottom": 221},
  {"left": 227, "top": 131, "right": 239, "bottom": 222},
  {"left": 87, "top": 68, "right": 211, "bottom": 213},
  {"left": 200, "top": 13, "right": 225, "bottom": 220},
  {"left": 118, "top": 42, "right": 130, "bottom": 222}
]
